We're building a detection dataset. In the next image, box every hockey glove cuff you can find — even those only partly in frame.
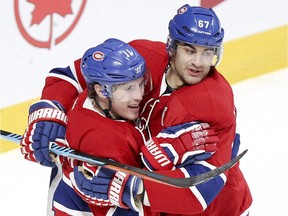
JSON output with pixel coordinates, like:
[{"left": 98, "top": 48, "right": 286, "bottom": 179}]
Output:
[
  {"left": 70, "top": 162, "right": 142, "bottom": 212},
  {"left": 20, "top": 99, "right": 67, "bottom": 167},
  {"left": 141, "top": 121, "right": 219, "bottom": 171}
]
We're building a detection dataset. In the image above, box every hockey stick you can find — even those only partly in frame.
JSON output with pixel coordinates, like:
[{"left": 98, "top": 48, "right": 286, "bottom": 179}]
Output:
[{"left": 0, "top": 129, "right": 247, "bottom": 188}]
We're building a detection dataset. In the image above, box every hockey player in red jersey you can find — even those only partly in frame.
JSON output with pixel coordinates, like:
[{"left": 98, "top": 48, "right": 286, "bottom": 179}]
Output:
[
  {"left": 20, "top": 4, "right": 252, "bottom": 216},
  {"left": 130, "top": 5, "right": 253, "bottom": 215},
  {"left": 52, "top": 38, "right": 151, "bottom": 215}
]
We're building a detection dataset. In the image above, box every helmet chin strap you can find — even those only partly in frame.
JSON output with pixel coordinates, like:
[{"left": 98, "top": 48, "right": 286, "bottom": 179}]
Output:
[{"left": 93, "top": 96, "right": 113, "bottom": 119}]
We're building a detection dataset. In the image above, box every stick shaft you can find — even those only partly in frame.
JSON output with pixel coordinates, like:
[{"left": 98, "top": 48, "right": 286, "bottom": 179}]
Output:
[{"left": 0, "top": 129, "right": 247, "bottom": 188}]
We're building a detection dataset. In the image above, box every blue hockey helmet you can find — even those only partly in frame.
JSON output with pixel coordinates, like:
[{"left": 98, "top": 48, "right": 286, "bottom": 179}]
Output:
[
  {"left": 167, "top": 5, "right": 224, "bottom": 65},
  {"left": 81, "top": 38, "right": 147, "bottom": 96}
]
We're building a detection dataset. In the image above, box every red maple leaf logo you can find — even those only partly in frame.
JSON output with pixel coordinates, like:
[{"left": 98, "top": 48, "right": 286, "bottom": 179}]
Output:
[{"left": 28, "top": 0, "right": 73, "bottom": 25}]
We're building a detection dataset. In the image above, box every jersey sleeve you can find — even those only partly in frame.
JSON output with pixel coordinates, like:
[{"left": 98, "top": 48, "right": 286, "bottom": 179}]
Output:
[{"left": 41, "top": 58, "right": 87, "bottom": 111}]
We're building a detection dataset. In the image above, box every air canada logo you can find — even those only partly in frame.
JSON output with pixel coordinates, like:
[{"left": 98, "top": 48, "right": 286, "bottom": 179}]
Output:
[{"left": 14, "top": 0, "right": 87, "bottom": 49}]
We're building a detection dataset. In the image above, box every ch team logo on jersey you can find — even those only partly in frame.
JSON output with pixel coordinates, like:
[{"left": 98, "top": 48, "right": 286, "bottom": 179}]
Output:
[{"left": 14, "top": 0, "right": 87, "bottom": 49}]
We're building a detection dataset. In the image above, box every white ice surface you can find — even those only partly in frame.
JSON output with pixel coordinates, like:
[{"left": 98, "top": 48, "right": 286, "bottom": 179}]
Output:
[{"left": 0, "top": 68, "right": 287, "bottom": 215}]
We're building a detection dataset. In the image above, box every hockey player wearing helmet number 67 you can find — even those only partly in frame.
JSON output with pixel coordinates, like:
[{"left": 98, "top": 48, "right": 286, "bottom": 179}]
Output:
[
  {"left": 133, "top": 5, "right": 253, "bottom": 215},
  {"left": 72, "top": 5, "right": 253, "bottom": 215}
]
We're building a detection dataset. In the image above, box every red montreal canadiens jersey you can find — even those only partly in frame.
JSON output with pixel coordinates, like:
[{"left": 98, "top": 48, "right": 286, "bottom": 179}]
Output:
[
  {"left": 65, "top": 91, "right": 144, "bottom": 165},
  {"left": 41, "top": 39, "right": 252, "bottom": 215},
  {"left": 62, "top": 90, "right": 157, "bottom": 215},
  {"left": 130, "top": 40, "right": 252, "bottom": 216}
]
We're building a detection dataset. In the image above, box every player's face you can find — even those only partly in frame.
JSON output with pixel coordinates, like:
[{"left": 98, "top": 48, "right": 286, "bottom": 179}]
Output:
[
  {"left": 109, "top": 77, "right": 145, "bottom": 121},
  {"left": 170, "top": 43, "right": 213, "bottom": 87}
]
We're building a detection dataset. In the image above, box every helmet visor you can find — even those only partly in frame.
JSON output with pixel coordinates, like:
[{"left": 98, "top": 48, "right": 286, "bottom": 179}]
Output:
[
  {"left": 104, "top": 69, "right": 152, "bottom": 102},
  {"left": 176, "top": 41, "right": 223, "bottom": 66}
]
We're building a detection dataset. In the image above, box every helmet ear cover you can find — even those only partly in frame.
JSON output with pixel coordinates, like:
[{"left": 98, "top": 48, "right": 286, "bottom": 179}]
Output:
[
  {"left": 87, "top": 83, "right": 108, "bottom": 99},
  {"left": 101, "top": 85, "right": 109, "bottom": 97}
]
